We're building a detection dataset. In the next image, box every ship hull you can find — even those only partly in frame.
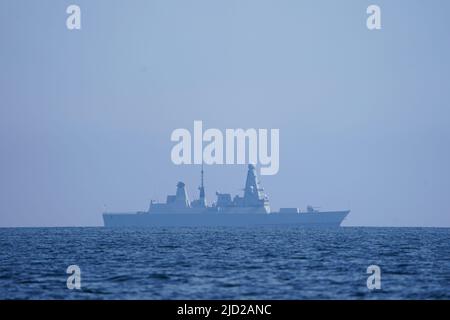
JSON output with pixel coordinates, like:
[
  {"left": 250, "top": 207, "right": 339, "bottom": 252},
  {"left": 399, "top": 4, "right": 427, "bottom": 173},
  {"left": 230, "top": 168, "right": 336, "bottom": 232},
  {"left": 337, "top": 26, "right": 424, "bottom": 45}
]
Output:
[{"left": 103, "top": 211, "right": 350, "bottom": 227}]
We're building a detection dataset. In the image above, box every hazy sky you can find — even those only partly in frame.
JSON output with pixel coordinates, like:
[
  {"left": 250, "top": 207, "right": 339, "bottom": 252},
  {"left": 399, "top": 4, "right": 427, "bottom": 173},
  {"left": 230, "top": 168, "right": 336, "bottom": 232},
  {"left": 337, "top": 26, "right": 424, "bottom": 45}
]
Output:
[{"left": 1, "top": 0, "right": 449, "bottom": 227}]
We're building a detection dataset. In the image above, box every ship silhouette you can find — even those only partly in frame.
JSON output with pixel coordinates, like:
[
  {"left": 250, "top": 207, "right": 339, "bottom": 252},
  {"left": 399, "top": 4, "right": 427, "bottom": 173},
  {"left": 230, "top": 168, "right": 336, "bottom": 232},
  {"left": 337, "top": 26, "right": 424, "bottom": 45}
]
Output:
[{"left": 103, "top": 165, "right": 350, "bottom": 227}]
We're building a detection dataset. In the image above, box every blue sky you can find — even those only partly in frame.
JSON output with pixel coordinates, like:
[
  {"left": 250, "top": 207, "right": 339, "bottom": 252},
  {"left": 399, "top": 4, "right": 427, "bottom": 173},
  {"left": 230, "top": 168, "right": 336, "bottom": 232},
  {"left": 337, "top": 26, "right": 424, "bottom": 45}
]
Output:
[{"left": 1, "top": 0, "right": 449, "bottom": 227}]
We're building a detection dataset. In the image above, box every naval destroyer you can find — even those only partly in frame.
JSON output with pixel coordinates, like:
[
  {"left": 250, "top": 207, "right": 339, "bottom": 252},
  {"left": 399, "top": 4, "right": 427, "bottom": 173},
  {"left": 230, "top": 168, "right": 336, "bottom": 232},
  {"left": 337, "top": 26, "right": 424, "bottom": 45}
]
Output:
[{"left": 103, "top": 165, "right": 349, "bottom": 227}]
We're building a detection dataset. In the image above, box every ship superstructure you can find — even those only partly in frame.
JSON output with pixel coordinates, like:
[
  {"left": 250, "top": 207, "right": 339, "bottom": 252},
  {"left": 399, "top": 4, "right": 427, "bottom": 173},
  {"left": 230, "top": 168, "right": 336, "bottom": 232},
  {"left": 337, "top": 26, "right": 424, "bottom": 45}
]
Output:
[{"left": 148, "top": 164, "right": 269, "bottom": 214}]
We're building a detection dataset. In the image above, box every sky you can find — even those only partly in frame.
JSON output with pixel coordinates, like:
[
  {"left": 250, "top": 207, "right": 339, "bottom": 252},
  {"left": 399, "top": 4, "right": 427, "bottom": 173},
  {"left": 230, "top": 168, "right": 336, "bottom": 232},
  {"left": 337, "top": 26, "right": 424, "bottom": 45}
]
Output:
[{"left": 0, "top": 0, "right": 449, "bottom": 227}]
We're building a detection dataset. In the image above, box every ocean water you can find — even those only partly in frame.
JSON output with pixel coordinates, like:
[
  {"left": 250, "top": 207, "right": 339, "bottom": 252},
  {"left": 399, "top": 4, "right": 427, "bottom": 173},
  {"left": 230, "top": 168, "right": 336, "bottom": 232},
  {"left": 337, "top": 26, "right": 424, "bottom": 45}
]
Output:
[{"left": 0, "top": 227, "right": 449, "bottom": 299}]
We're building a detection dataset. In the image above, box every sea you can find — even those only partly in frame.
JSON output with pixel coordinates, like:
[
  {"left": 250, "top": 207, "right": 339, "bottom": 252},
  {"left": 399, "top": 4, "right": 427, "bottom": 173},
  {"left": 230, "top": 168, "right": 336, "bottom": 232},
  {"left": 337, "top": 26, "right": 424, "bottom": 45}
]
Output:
[{"left": 0, "top": 227, "right": 449, "bottom": 299}]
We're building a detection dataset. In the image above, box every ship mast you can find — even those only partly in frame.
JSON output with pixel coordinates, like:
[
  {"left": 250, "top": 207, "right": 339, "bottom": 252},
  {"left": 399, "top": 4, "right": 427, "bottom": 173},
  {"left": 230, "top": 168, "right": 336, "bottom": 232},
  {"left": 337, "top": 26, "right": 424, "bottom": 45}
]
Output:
[{"left": 198, "top": 163, "right": 206, "bottom": 207}]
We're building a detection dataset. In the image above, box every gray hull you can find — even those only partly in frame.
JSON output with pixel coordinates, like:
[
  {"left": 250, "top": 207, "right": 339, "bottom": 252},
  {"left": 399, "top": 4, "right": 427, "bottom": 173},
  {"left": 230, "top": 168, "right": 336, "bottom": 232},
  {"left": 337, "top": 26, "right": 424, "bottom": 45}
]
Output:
[{"left": 103, "top": 211, "right": 350, "bottom": 227}]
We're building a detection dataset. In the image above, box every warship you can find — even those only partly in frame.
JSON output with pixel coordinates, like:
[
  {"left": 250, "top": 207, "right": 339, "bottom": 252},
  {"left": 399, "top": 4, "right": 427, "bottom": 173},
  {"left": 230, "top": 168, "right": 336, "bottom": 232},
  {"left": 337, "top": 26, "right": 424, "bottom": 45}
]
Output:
[{"left": 103, "top": 165, "right": 350, "bottom": 227}]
